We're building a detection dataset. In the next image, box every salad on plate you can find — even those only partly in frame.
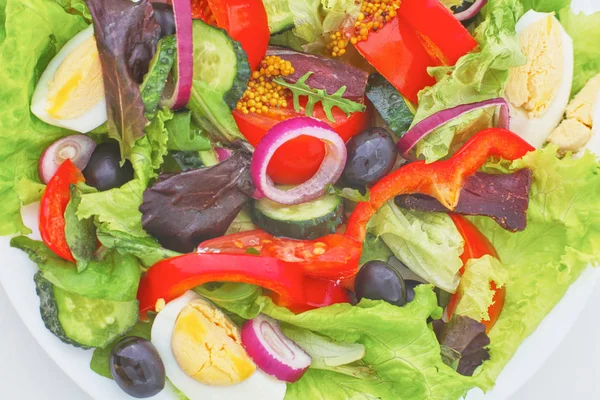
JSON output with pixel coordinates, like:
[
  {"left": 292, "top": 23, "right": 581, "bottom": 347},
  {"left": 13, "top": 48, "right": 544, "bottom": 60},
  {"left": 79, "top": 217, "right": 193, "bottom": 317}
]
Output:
[{"left": 1, "top": 0, "right": 600, "bottom": 399}]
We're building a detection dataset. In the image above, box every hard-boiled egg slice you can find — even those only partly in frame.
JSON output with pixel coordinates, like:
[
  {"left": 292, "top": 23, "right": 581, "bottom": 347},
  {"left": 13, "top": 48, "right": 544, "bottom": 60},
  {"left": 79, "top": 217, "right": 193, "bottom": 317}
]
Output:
[
  {"left": 152, "top": 291, "right": 287, "bottom": 400},
  {"left": 505, "top": 10, "right": 573, "bottom": 148},
  {"left": 578, "top": 93, "right": 600, "bottom": 158},
  {"left": 31, "top": 25, "right": 106, "bottom": 133}
]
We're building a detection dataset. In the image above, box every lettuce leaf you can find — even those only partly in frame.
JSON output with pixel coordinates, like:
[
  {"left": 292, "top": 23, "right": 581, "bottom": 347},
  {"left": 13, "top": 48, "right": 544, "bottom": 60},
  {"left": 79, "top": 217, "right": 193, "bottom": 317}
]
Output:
[
  {"left": 368, "top": 202, "right": 464, "bottom": 293},
  {"left": 519, "top": 0, "right": 570, "bottom": 13},
  {"left": 559, "top": 8, "right": 600, "bottom": 96},
  {"left": 413, "top": 0, "right": 525, "bottom": 161},
  {"left": 471, "top": 147, "right": 600, "bottom": 383},
  {"left": 0, "top": 0, "right": 88, "bottom": 235}
]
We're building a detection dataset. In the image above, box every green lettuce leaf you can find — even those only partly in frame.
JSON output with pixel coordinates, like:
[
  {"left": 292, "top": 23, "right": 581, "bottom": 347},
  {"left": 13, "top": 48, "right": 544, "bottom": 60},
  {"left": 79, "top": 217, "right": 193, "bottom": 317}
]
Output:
[
  {"left": 194, "top": 283, "right": 264, "bottom": 321},
  {"left": 519, "top": 0, "right": 570, "bottom": 13},
  {"left": 359, "top": 234, "right": 393, "bottom": 265},
  {"left": 0, "top": 0, "right": 87, "bottom": 235},
  {"left": 413, "top": 0, "right": 525, "bottom": 161},
  {"left": 368, "top": 202, "right": 464, "bottom": 293},
  {"left": 471, "top": 146, "right": 600, "bottom": 384},
  {"left": 166, "top": 111, "right": 212, "bottom": 152},
  {"left": 454, "top": 255, "right": 508, "bottom": 322},
  {"left": 559, "top": 8, "right": 600, "bottom": 96}
]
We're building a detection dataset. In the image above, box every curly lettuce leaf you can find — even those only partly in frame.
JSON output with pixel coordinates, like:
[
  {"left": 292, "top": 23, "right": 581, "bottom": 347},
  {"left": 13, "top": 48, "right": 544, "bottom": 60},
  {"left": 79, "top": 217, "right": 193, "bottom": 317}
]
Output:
[
  {"left": 519, "top": 0, "right": 570, "bottom": 13},
  {"left": 0, "top": 0, "right": 87, "bottom": 235},
  {"left": 559, "top": 8, "right": 600, "bottom": 96},
  {"left": 413, "top": 0, "right": 525, "bottom": 161},
  {"left": 471, "top": 147, "right": 600, "bottom": 384},
  {"left": 368, "top": 202, "right": 464, "bottom": 293}
]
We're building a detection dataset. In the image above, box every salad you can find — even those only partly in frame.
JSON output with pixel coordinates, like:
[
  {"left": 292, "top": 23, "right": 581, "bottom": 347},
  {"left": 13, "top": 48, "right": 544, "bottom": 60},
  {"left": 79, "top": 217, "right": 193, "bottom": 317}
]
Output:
[{"left": 1, "top": 0, "right": 600, "bottom": 399}]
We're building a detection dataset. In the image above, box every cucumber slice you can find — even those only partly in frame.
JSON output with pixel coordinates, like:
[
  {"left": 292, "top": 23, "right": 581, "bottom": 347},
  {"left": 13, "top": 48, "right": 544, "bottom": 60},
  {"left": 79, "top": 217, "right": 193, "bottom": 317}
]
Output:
[
  {"left": 366, "top": 73, "right": 415, "bottom": 138},
  {"left": 263, "top": 0, "right": 295, "bottom": 35},
  {"left": 141, "top": 35, "right": 177, "bottom": 120},
  {"left": 252, "top": 193, "right": 344, "bottom": 240},
  {"left": 192, "top": 20, "right": 250, "bottom": 109}
]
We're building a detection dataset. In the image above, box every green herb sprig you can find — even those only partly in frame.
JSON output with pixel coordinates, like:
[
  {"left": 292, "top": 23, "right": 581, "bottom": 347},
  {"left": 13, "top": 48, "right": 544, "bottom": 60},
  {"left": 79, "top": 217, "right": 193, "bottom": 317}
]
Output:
[{"left": 273, "top": 72, "right": 366, "bottom": 122}]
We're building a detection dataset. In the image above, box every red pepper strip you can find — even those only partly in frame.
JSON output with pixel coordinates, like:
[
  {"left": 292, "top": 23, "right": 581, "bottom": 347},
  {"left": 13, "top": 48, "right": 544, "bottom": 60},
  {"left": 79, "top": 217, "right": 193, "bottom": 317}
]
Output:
[
  {"left": 345, "top": 128, "right": 535, "bottom": 243},
  {"left": 199, "top": 230, "right": 362, "bottom": 280},
  {"left": 39, "top": 159, "right": 84, "bottom": 263},
  {"left": 137, "top": 253, "right": 350, "bottom": 317},
  {"left": 398, "top": 0, "right": 478, "bottom": 66}
]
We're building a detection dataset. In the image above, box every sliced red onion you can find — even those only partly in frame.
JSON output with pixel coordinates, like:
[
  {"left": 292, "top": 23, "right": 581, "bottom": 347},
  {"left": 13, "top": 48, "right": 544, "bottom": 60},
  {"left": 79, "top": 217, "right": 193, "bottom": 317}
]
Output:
[
  {"left": 397, "top": 98, "right": 509, "bottom": 160},
  {"left": 215, "top": 147, "right": 233, "bottom": 162},
  {"left": 39, "top": 135, "right": 96, "bottom": 184},
  {"left": 454, "top": 0, "right": 488, "bottom": 21},
  {"left": 251, "top": 117, "right": 347, "bottom": 205},
  {"left": 163, "top": 0, "right": 193, "bottom": 109},
  {"left": 241, "top": 314, "right": 311, "bottom": 382}
]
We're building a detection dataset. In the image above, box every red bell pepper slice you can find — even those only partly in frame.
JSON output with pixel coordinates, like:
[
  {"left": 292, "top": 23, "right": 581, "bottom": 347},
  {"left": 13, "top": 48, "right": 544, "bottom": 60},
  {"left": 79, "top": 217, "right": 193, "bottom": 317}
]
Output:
[
  {"left": 192, "top": 0, "right": 270, "bottom": 71},
  {"left": 447, "top": 215, "right": 505, "bottom": 332},
  {"left": 137, "top": 253, "right": 350, "bottom": 317},
  {"left": 39, "top": 159, "right": 84, "bottom": 263},
  {"left": 345, "top": 128, "right": 535, "bottom": 243}
]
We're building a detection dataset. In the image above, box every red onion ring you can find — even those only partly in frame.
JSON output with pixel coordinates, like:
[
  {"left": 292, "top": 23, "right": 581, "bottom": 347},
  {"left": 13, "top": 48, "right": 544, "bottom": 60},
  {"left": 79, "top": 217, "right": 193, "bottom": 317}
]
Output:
[
  {"left": 397, "top": 98, "right": 510, "bottom": 160},
  {"left": 163, "top": 0, "right": 193, "bottom": 109},
  {"left": 39, "top": 135, "right": 96, "bottom": 184},
  {"left": 454, "top": 0, "right": 488, "bottom": 21},
  {"left": 241, "top": 314, "right": 311, "bottom": 382},
  {"left": 251, "top": 117, "right": 347, "bottom": 205}
]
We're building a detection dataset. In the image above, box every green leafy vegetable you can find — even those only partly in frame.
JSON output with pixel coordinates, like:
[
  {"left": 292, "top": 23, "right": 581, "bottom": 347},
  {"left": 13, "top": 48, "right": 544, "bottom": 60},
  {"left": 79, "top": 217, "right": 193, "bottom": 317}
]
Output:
[
  {"left": 519, "top": 0, "right": 570, "bottom": 13},
  {"left": 471, "top": 146, "right": 600, "bottom": 384},
  {"left": 413, "top": 0, "right": 525, "bottom": 161},
  {"left": 326, "top": 184, "right": 370, "bottom": 202},
  {"left": 274, "top": 72, "right": 366, "bottom": 122},
  {"left": 225, "top": 207, "right": 257, "bottom": 235},
  {"left": 11, "top": 236, "right": 141, "bottom": 302},
  {"left": 15, "top": 177, "right": 46, "bottom": 206},
  {"left": 166, "top": 111, "right": 212, "bottom": 152},
  {"left": 194, "top": 283, "right": 263, "bottom": 320},
  {"left": 64, "top": 185, "right": 97, "bottom": 273},
  {"left": 0, "top": 0, "right": 87, "bottom": 235},
  {"left": 359, "top": 234, "right": 393, "bottom": 265},
  {"left": 368, "top": 202, "right": 465, "bottom": 293}
]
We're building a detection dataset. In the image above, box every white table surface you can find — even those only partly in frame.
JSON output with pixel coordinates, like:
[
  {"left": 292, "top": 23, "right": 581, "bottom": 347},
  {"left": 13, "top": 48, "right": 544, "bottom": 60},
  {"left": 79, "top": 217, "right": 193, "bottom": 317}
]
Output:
[{"left": 1, "top": 281, "right": 599, "bottom": 400}]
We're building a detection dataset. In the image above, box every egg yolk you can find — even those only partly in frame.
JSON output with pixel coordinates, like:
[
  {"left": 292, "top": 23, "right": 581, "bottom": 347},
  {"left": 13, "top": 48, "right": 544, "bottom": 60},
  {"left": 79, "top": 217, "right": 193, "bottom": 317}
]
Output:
[
  {"left": 171, "top": 299, "right": 256, "bottom": 386},
  {"left": 505, "top": 15, "right": 565, "bottom": 118},
  {"left": 46, "top": 35, "right": 104, "bottom": 119}
]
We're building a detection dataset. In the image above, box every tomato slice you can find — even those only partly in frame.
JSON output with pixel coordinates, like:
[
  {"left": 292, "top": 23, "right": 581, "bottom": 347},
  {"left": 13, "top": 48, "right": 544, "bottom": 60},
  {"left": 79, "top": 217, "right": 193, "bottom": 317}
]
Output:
[
  {"left": 39, "top": 159, "right": 84, "bottom": 263},
  {"left": 447, "top": 215, "right": 505, "bottom": 332},
  {"left": 234, "top": 101, "right": 370, "bottom": 184}
]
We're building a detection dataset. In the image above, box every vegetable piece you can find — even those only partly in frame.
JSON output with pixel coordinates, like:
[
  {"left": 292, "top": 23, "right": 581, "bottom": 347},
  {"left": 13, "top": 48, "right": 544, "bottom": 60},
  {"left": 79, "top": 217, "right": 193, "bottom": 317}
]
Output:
[
  {"left": 432, "top": 315, "right": 490, "bottom": 377},
  {"left": 345, "top": 128, "right": 535, "bottom": 243},
  {"left": 137, "top": 252, "right": 351, "bottom": 316},
  {"left": 165, "top": 111, "right": 212, "bottom": 152},
  {"left": 39, "top": 135, "right": 96, "bottom": 184},
  {"left": 365, "top": 73, "right": 415, "bottom": 138},
  {"left": 397, "top": 98, "right": 510, "bottom": 159},
  {"left": 233, "top": 97, "right": 369, "bottom": 185},
  {"left": 404, "top": 280, "right": 421, "bottom": 303},
  {"left": 86, "top": 0, "right": 161, "bottom": 160},
  {"left": 274, "top": 72, "right": 366, "bottom": 122},
  {"left": 241, "top": 314, "right": 312, "bottom": 382},
  {"left": 252, "top": 192, "right": 344, "bottom": 240},
  {"left": 267, "top": 47, "right": 370, "bottom": 103},
  {"left": 262, "top": 0, "right": 295, "bottom": 34},
  {"left": 64, "top": 185, "right": 97, "bottom": 273},
  {"left": 39, "top": 159, "right": 84, "bottom": 262},
  {"left": 110, "top": 337, "right": 166, "bottom": 398},
  {"left": 140, "top": 150, "right": 255, "bottom": 253},
  {"left": 396, "top": 169, "right": 533, "bottom": 232},
  {"left": 354, "top": 260, "right": 407, "bottom": 307},
  {"left": 342, "top": 128, "right": 397, "bottom": 186},
  {"left": 194, "top": 0, "right": 270, "bottom": 71},
  {"left": 198, "top": 230, "right": 362, "bottom": 280},
  {"left": 163, "top": 0, "right": 193, "bottom": 109},
  {"left": 251, "top": 117, "right": 347, "bottom": 205},
  {"left": 452, "top": 0, "right": 488, "bottom": 21},
  {"left": 82, "top": 142, "right": 134, "bottom": 192},
  {"left": 191, "top": 20, "right": 251, "bottom": 109},
  {"left": 151, "top": 3, "right": 176, "bottom": 37},
  {"left": 141, "top": 35, "right": 177, "bottom": 119}
]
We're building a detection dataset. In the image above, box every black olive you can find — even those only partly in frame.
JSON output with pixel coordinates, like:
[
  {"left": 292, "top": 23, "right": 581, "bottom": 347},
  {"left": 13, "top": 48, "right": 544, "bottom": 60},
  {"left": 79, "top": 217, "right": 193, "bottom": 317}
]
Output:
[
  {"left": 83, "top": 142, "right": 134, "bottom": 192},
  {"left": 110, "top": 337, "right": 166, "bottom": 399},
  {"left": 404, "top": 280, "right": 422, "bottom": 303},
  {"left": 152, "top": 3, "right": 176, "bottom": 38},
  {"left": 355, "top": 261, "right": 407, "bottom": 306},
  {"left": 342, "top": 128, "right": 397, "bottom": 186}
]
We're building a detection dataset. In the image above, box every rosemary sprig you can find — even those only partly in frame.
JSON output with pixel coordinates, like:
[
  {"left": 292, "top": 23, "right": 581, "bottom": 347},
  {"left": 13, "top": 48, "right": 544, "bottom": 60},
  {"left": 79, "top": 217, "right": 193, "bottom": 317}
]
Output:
[{"left": 273, "top": 72, "right": 366, "bottom": 122}]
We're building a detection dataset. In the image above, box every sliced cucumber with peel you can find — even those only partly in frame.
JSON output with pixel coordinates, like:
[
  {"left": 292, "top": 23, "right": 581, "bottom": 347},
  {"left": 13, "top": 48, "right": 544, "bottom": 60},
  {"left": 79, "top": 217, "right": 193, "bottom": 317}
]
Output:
[{"left": 252, "top": 192, "right": 344, "bottom": 240}]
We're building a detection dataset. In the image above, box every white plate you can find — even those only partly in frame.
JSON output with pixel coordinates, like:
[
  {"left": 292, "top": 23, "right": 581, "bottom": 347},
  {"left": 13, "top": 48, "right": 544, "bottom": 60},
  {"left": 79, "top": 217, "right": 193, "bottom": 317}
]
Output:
[{"left": 1, "top": 1, "right": 599, "bottom": 399}]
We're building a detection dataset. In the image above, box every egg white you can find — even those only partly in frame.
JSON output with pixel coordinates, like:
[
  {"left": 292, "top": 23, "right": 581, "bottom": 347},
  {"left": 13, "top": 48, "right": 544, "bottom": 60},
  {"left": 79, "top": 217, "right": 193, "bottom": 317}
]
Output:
[
  {"left": 151, "top": 291, "right": 287, "bottom": 400},
  {"left": 30, "top": 25, "right": 107, "bottom": 133},
  {"left": 576, "top": 93, "right": 600, "bottom": 158},
  {"left": 508, "top": 10, "right": 574, "bottom": 148}
]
